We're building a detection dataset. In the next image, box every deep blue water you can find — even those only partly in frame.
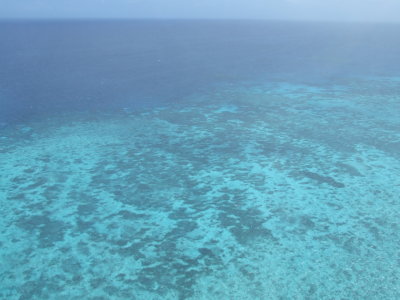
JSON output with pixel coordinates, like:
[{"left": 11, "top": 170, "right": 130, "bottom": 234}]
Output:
[
  {"left": 1, "top": 20, "right": 400, "bottom": 299},
  {"left": 1, "top": 20, "right": 400, "bottom": 122}
]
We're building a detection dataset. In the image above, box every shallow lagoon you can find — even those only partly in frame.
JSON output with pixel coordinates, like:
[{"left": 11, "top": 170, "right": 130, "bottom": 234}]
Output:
[{"left": 1, "top": 77, "right": 399, "bottom": 299}]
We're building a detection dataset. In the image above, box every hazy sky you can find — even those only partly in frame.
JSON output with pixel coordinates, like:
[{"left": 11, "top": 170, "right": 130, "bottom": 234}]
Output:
[{"left": 1, "top": 0, "right": 400, "bottom": 22}]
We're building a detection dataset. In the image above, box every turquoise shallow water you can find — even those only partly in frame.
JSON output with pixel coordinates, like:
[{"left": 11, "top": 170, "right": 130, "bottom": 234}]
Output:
[{"left": 1, "top": 77, "right": 400, "bottom": 299}]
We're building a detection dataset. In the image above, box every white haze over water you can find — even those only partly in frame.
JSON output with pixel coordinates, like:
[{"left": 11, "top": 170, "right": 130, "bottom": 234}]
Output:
[{"left": 1, "top": 0, "right": 400, "bottom": 23}]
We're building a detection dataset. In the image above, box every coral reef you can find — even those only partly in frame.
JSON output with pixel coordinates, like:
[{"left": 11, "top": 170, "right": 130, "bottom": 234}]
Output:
[{"left": 1, "top": 78, "right": 399, "bottom": 299}]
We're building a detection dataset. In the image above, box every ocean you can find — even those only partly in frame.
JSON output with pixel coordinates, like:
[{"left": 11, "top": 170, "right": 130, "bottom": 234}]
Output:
[{"left": 0, "top": 20, "right": 400, "bottom": 299}]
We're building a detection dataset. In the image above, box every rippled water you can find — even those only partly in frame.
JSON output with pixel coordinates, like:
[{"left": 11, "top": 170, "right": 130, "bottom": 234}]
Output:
[{"left": 1, "top": 21, "right": 400, "bottom": 299}]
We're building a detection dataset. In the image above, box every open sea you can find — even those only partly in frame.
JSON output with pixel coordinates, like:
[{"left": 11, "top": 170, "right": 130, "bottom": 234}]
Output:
[{"left": 0, "top": 20, "right": 400, "bottom": 299}]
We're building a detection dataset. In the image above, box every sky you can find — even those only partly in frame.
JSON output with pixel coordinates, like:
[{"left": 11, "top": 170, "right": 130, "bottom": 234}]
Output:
[{"left": 1, "top": 0, "right": 400, "bottom": 23}]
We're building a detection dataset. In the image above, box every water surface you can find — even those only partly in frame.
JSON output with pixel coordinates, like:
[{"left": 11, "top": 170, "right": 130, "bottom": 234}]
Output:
[{"left": 1, "top": 20, "right": 400, "bottom": 299}]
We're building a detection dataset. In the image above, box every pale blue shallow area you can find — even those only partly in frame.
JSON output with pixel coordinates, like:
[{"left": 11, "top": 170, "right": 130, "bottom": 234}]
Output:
[{"left": 1, "top": 76, "right": 400, "bottom": 299}]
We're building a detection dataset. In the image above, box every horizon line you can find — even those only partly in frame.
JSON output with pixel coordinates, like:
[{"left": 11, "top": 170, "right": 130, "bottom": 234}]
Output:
[{"left": 0, "top": 17, "right": 399, "bottom": 25}]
